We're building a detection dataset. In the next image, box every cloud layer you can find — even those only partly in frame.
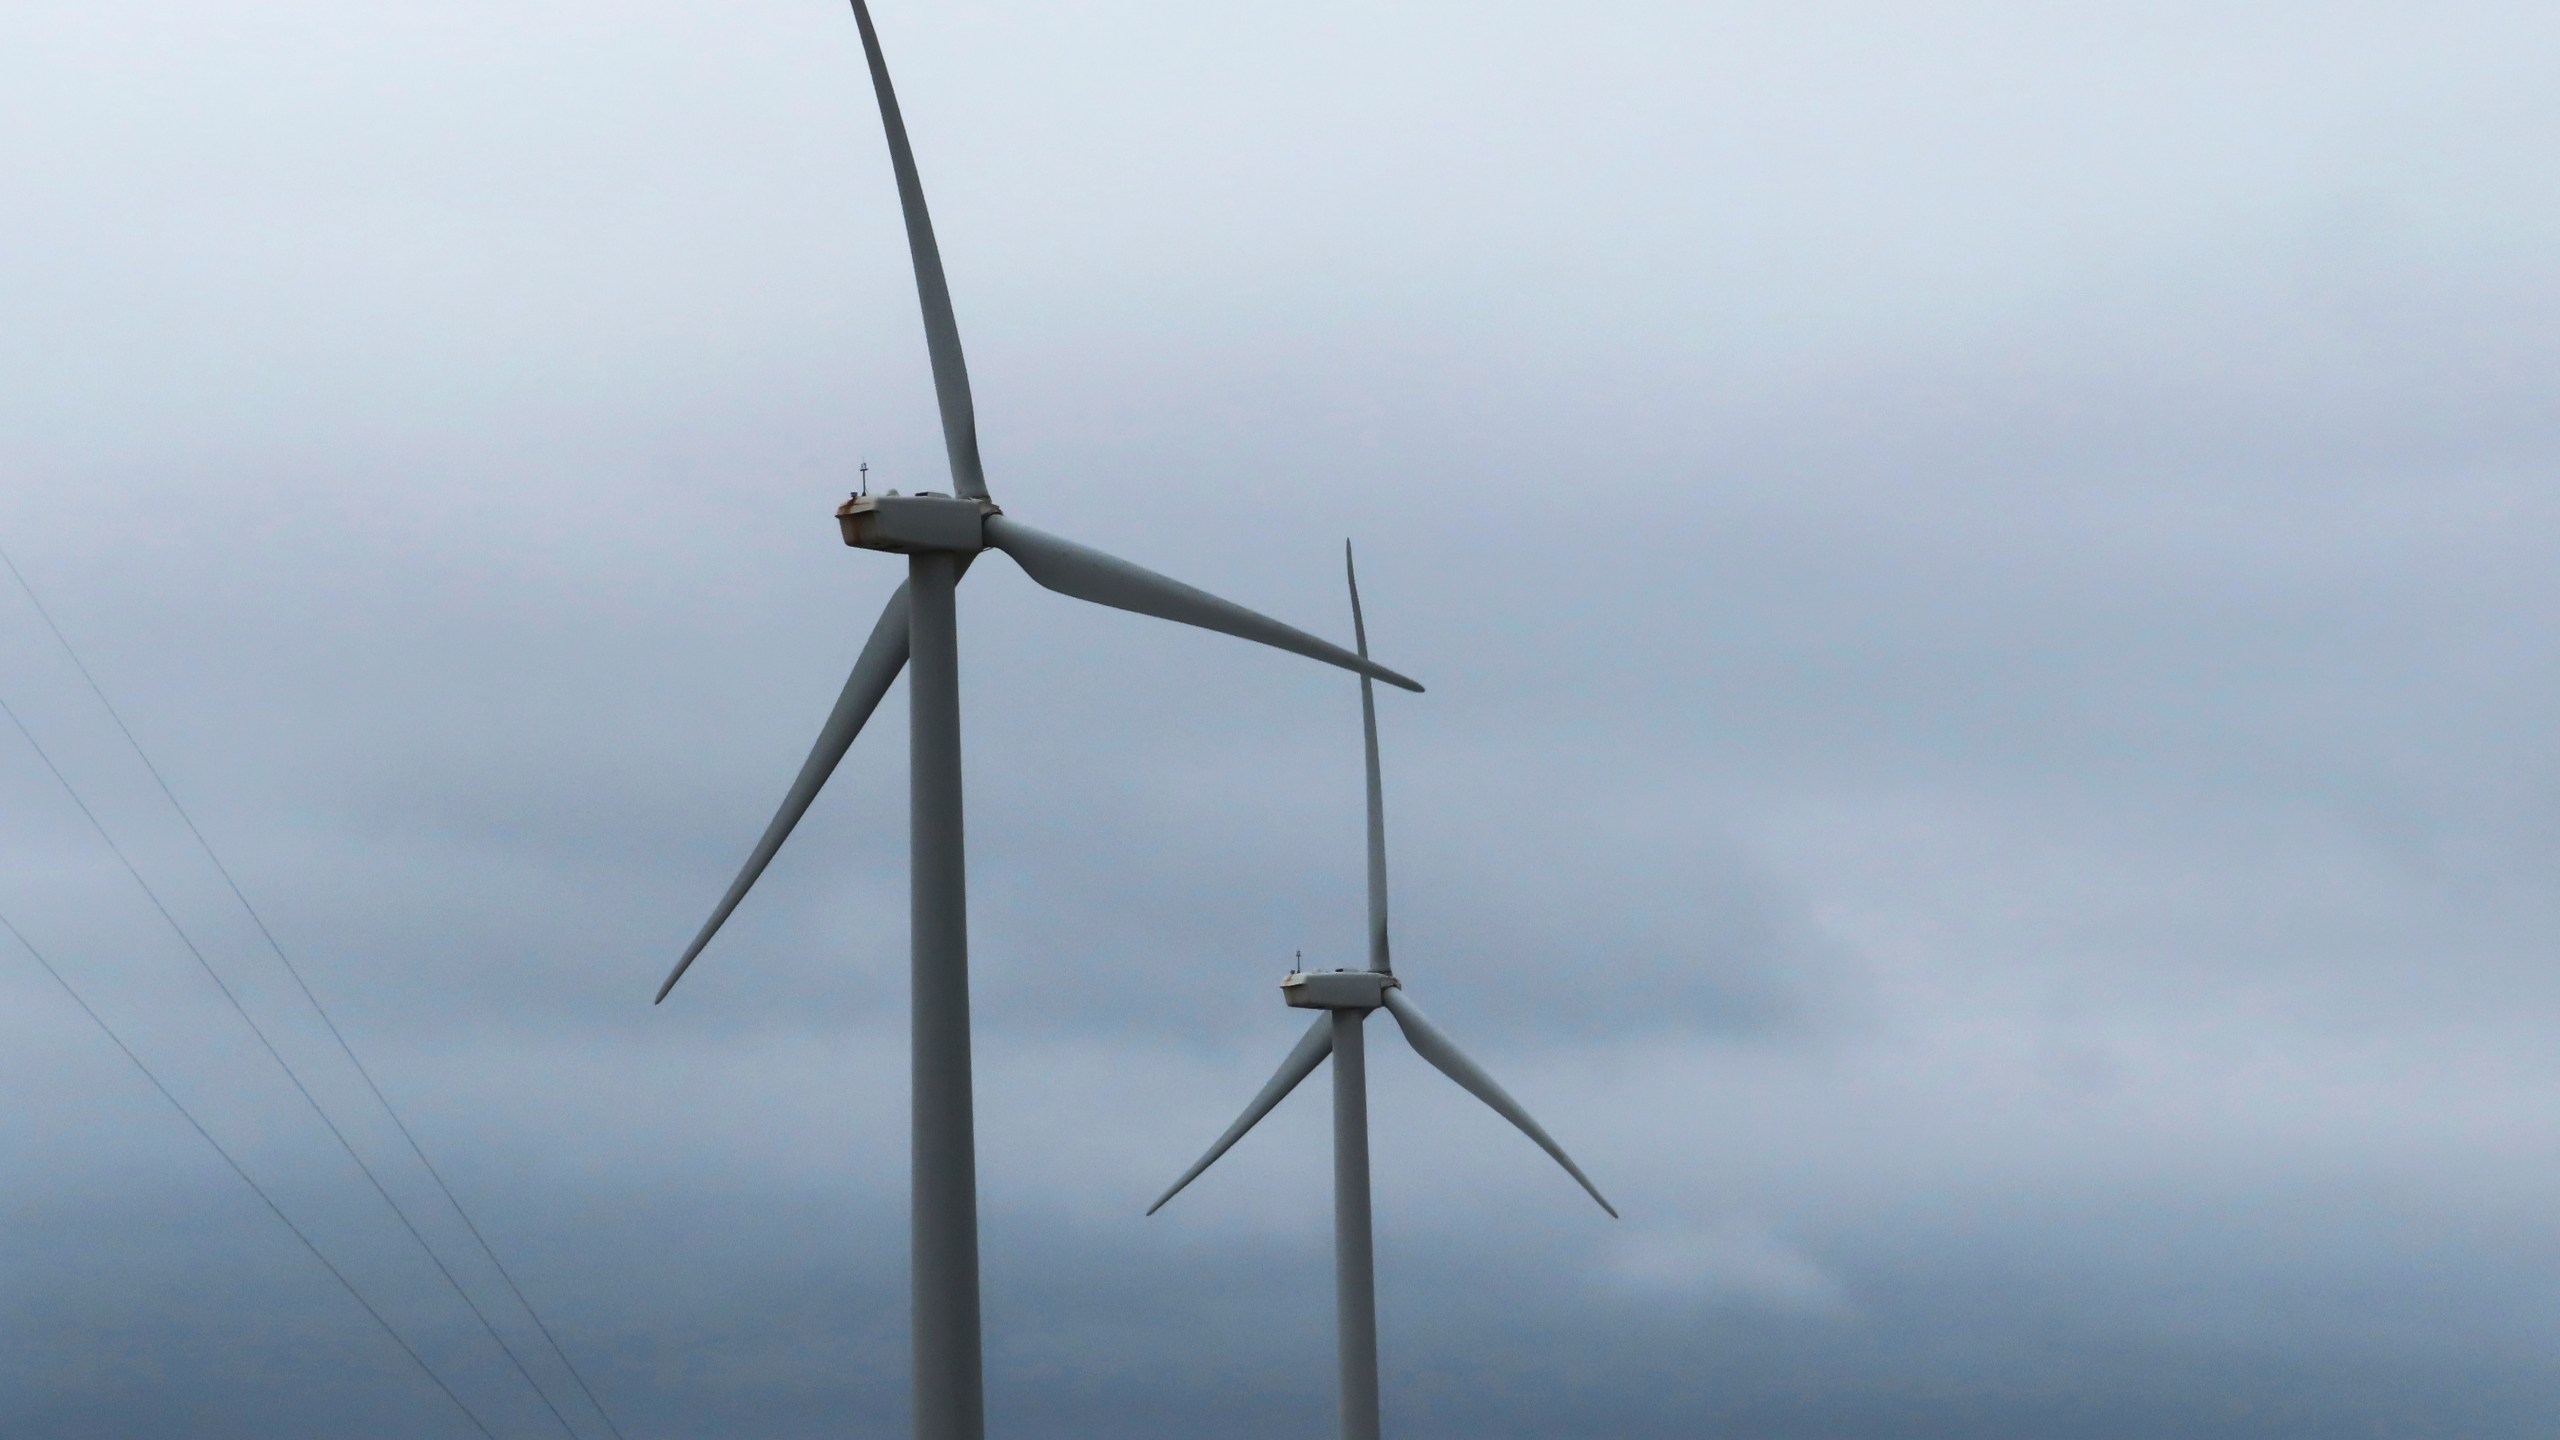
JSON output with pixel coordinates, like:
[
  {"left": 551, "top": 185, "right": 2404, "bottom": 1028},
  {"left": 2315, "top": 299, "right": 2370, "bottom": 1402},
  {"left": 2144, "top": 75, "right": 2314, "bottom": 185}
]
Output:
[{"left": 7, "top": 0, "right": 2560, "bottom": 1434}]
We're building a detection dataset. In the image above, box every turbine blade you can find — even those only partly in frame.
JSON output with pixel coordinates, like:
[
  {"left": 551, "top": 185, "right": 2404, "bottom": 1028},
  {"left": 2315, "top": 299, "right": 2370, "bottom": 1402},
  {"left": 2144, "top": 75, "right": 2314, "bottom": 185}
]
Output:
[
  {"left": 848, "top": 0, "right": 987, "bottom": 502},
  {"left": 1346, "top": 542, "right": 1389, "bottom": 973},
  {"left": 1381, "top": 989, "right": 1617, "bottom": 1216},
  {"left": 1147, "top": 1016, "right": 1334, "bottom": 1215},
  {"left": 985, "top": 516, "right": 1423, "bottom": 692},
  {"left": 656, "top": 584, "right": 913, "bottom": 1002}
]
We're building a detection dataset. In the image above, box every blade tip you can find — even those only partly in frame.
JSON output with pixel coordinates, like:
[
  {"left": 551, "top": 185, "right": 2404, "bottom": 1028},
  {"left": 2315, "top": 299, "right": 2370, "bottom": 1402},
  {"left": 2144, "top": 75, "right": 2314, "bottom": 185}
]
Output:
[{"left": 653, "top": 958, "right": 692, "bottom": 1005}]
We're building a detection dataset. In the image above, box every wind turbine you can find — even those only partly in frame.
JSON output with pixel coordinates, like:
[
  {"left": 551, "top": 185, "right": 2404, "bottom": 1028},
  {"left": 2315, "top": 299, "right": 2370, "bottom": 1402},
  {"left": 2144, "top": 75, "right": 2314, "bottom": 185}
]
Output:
[
  {"left": 651, "top": 7, "right": 1421, "bottom": 1440},
  {"left": 1148, "top": 544, "right": 1614, "bottom": 1440}
]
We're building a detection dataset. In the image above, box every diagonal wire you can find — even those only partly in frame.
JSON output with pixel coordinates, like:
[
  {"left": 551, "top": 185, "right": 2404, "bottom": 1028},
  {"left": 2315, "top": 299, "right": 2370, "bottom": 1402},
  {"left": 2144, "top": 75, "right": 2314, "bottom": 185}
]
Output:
[
  {"left": 0, "top": 909, "right": 502, "bottom": 1440},
  {"left": 0, "top": 683, "right": 586, "bottom": 1440},
  {"left": 0, "top": 544, "right": 631, "bottom": 1440}
]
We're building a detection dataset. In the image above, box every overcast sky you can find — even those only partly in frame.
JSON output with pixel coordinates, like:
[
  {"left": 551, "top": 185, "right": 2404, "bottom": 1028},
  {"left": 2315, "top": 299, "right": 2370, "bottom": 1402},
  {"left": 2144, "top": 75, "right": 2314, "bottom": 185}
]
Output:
[{"left": 7, "top": 1, "right": 2560, "bottom": 1435}]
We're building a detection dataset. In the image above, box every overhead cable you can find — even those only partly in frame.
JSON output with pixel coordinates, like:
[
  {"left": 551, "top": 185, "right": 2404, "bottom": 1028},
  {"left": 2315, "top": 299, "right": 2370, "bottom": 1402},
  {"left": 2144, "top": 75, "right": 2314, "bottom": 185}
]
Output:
[
  {"left": 0, "top": 543, "right": 631, "bottom": 1440},
  {"left": 0, "top": 910, "right": 502, "bottom": 1440},
  {"left": 0, "top": 683, "right": 586, "bottom": 1439}
]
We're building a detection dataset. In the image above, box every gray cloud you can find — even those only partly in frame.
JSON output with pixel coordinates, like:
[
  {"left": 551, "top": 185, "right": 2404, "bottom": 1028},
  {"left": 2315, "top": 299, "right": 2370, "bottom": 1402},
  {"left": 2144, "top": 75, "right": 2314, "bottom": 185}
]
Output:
[{"left": 8, "top": 0, "right": 2560, "bottom": 1434}]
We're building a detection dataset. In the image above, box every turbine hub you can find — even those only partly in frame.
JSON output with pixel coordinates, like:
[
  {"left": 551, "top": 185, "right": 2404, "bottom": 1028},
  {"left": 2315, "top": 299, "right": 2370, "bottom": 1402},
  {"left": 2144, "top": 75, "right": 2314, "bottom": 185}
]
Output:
[
  {"left": 1281, "top": 968, "right": 1398, "bottom": 1011},
  {"left": 836, "top": 491, "right": 1000, "bottom": 554}
]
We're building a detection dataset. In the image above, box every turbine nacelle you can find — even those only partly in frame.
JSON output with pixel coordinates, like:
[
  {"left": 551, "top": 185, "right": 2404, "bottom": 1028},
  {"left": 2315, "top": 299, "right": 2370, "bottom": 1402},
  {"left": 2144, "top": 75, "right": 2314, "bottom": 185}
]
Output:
[
  {"left": 1282, "top": 969, "right": 1398, "bottom": 1011},
  {"left": 838, "top": 491, "right": 1000, "bottom": 553}
]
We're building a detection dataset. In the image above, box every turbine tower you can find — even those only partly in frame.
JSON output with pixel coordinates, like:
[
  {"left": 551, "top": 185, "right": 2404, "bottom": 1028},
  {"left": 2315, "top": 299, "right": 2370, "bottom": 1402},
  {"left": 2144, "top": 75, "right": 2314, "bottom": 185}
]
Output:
[
  {"left": 1148, "top": 544, "right": 1613, "bottom": 1440},
  {"left": 653, "top": 9, "right": 1421, "bottom": 1440}
]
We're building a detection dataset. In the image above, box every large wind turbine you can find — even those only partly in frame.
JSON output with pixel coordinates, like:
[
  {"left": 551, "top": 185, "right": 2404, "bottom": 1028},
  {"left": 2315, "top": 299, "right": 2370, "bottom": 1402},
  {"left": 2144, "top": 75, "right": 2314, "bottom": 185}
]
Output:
[
  {"left": 652, "top": 8, "right": 1420, "bottom": 1440},
  {"left": 1148, "top": 545, "right": 1613, "bottom": 1440}
]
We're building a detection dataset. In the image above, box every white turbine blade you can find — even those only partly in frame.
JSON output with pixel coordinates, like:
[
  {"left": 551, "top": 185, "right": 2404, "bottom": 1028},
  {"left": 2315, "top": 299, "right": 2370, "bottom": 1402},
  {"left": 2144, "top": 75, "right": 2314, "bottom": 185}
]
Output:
[
  {"left": 1147, "top": 1016, "right": 1334, "bottom": 1215},
  {"left": 1381, "top": 989, "right": 1617, "bottom": 1217},
  {"left": 847, "top": 0, "right": 987, "bottom": 502},
  {"left": 1346, "top": 542, "right": 1390, "bottom": 973},
  {"left": 985, "top": 516, "right": 1424, "bottom": 692},
  {"left": 656, "top": 584, "right": 912, "bottom": 1002}
]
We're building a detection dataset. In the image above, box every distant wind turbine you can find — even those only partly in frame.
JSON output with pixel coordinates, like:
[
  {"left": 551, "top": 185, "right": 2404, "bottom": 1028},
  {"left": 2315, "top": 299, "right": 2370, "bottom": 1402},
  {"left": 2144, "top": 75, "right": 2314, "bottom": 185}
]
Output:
[
  {"left": 1148, "top": 544, "right": 1614, "bottom": 1440},
  {"left": 651, "top": 7, "right": 1421, "bottom": 1440}
]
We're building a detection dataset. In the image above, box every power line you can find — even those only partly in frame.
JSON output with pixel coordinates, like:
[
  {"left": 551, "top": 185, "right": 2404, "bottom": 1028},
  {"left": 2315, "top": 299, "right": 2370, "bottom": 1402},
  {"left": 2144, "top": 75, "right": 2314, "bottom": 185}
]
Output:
[
  {"left": 0, "top": 683, "right": 585, "bottom": 1439},
  {"left": 0, "top": 543, "right": 631, "bottom": 1440},
  {"left": 0, "top": 909, "right": 502, "bottom": 1440}
]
